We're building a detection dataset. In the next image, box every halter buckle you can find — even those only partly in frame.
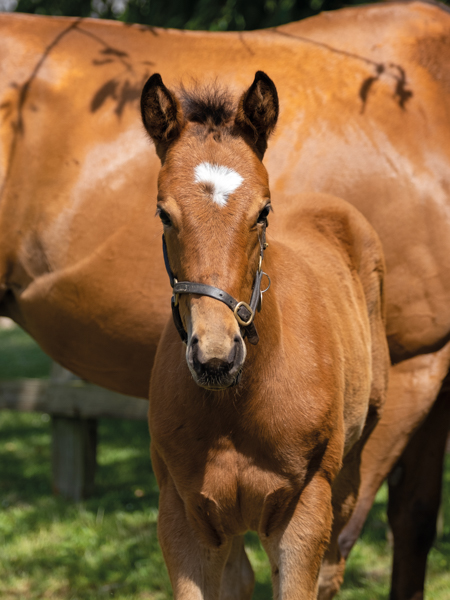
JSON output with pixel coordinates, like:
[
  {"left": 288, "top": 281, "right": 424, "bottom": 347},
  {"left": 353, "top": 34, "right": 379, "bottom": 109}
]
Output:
[{"left": 234, "top": 301, "right": 254, "bottom": 327}]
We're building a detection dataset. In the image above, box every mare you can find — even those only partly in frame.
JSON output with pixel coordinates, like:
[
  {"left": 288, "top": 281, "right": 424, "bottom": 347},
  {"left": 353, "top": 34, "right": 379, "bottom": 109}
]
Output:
[
  {"left": 142, "top": 71, "right": 389, "bottom": 600},
  {"left": 1, "top": 3, "right": 450, "bottom": 597}
]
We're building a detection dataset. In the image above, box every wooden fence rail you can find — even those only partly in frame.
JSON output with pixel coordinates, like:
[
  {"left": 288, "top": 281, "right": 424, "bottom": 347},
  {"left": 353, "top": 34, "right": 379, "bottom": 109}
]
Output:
[{"left": 0, "top": 366, "right": 148, "bottom": 501}]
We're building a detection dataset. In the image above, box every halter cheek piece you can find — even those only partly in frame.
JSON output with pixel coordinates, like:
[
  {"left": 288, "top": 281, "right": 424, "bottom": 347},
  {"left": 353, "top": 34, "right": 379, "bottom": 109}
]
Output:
[{"left": 162, "top": 223, "right": 270, "bottom": 345}]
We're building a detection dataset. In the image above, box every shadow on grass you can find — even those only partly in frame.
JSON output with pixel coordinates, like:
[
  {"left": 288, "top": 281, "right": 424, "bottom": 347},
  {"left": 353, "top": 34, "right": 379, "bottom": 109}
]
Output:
[
  {"left": 0, "top": 412, "right": 53, "bottom": 503},
  {"left": 0, "top": 411, "right": 170, "bottom": 598},
  {"left": 92, "top": 418, "right": 160, "bottom": 512},
  {"left": 0, "top": 326, "right": 52, "bottom": 379},
  {"left": 0, "top": 413, "right": 159, "bottom": 527},
  {"left": 5, "top": 516, "right": 168, "bottom": 596},
  {"left": 342, "top": 554, "right": 389, "bottom": 587},
  {"left": 253, "top": 581, "right": 273, "bottom": 599}
]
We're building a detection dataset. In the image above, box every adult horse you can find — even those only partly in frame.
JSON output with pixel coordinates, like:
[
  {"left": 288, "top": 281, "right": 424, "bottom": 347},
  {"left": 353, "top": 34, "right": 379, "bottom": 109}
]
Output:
[
  {"left": 1, "top": 2, "right": 449, "bottom": 598},
  {"left": 143, "top": 70, "right": 389, "bottom": 600}
]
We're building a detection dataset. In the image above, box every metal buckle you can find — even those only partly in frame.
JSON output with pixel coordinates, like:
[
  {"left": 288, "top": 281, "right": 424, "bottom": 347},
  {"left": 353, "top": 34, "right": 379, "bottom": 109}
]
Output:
[{"left": 234, "top": 301, "right": 254, "bottom": 327}]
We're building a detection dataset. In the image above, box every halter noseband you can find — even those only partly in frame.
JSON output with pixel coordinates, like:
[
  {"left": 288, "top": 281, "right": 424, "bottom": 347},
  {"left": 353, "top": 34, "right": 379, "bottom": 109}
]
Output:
[{"left": 162, "top": 223, "right": 270, "bottom": 345}]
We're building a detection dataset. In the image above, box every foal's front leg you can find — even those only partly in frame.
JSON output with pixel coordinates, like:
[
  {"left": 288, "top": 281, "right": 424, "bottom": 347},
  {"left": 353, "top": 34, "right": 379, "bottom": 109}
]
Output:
[
  {"left": 157, "top": 474, "right": 233, "bottom": 600},
  {"left": 260, "top": 475, "right": 333, "bottom": 600}
]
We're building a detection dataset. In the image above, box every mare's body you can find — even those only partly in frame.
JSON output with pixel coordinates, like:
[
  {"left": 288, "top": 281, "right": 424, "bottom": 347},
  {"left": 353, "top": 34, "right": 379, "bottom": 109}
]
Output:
[
  {"left": 1, "top": 3, "right": 449, "bottom": 597},
  {"left": 1, "top": 2, "right": 449, "bottom": 393}
]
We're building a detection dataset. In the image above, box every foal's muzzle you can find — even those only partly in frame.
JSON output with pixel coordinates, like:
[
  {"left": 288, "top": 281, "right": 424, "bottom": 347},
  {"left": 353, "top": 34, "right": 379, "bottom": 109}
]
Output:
[{"left": 187, "top": 333, "right": 245, "bottom": 390}]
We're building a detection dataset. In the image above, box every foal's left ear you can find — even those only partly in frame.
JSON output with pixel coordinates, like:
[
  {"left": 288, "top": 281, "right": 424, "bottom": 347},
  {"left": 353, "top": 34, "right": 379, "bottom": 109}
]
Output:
[
  {"left": 235, "top": 71, "right": 279, "bottom": 158},
  {"left": 141, "top": 73, "right": 184, "bottom": 160}
]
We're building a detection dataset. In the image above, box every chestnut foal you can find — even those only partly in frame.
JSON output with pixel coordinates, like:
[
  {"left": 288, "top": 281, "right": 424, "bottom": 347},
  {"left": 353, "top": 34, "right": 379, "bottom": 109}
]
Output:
[{"left": 141, "top": 72, "right": 389, "bottom": 599}]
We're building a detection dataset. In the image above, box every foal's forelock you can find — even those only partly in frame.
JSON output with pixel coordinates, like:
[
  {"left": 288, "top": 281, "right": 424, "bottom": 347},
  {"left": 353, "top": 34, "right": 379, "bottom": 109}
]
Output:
[{"left": 179, "top": 84, "right": 236, "bottom": 130}]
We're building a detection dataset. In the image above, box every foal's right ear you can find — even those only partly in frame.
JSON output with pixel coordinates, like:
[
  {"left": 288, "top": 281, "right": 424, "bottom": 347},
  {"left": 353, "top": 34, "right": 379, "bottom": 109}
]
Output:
[{"left": 141, "top": 74, "right": 184, "bottom": 160}]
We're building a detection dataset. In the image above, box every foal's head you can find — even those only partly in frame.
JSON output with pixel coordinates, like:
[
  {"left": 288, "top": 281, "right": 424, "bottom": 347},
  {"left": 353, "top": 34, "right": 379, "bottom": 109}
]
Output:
[{"left": 141, "top": 72, "right": 278, "bottom": 390}]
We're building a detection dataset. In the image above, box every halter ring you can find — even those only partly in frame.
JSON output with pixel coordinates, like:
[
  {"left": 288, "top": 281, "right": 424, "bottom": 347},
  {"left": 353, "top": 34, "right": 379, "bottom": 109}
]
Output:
[
  {"left": 261, "top": 272, "right": 271, "bottom": 294},
  {"left": 173, "top": 278, "right": 179, "bottom": 306}
]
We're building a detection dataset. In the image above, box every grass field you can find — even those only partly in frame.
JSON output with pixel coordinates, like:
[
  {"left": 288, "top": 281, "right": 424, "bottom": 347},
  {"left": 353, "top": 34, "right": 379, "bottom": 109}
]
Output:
[{"left": 0, "top": 323, "right": 449, "bottom": 599}]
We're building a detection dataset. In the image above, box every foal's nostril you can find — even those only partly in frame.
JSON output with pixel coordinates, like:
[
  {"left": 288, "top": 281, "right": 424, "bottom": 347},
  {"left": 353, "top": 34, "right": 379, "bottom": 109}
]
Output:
[
  {"left": 187, "top": 335, "right": 199, "bottom": 370},
  {"left": 228, "top": 336, "right": 244, "bottom": 368},
  {"left": 227, "top": 338, "right": 240, "bottom": 364}
]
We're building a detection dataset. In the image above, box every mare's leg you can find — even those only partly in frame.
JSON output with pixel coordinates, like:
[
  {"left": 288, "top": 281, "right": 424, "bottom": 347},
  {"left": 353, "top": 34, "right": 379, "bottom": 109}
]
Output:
[
  {"left": 318, "top": 342, "right": 450, "bottom": 599},
  {"left": 387, "top": 376, "right": 450, "bottom": 600},
  {"left": 260, "top": 475, "right": 333, "bottom": 600},
  {"left": 220, "top": 536, "right": 255, "bottom": 600}
]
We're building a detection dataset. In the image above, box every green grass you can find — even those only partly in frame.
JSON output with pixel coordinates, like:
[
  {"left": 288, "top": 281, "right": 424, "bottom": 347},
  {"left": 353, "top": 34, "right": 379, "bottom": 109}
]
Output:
[
  {"left": 0, "top": 324, "right": 52, "bottom": 380},
  {"left": 0, "top": 411, "right": 169, "bottom": 600},
  {"left": 1, "top": 410, "right": 448, "bottom": 600},
  {"left": 0, "top": 324, "right": 449, "bottom": 598}
]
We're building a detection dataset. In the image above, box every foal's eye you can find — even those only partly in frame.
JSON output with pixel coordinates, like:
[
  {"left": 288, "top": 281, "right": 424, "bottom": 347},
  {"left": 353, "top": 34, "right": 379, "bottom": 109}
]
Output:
[
  {"left": 157, "top": 208, "right": 172, "bottom": 227},
  {"left": 257, "top": 204, "right": 272, "bottom": 226}
]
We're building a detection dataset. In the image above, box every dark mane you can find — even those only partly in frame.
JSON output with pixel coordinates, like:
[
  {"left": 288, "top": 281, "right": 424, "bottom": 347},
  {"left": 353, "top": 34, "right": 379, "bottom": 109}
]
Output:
[{"left": 180, "top": 83, "right": 235, "bottom": 128}]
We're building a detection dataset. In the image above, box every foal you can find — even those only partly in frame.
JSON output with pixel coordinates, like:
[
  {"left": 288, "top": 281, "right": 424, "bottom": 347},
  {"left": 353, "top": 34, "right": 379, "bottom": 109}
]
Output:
[{"left": 141, "top": 72, "right": 389, "bottom": 599}]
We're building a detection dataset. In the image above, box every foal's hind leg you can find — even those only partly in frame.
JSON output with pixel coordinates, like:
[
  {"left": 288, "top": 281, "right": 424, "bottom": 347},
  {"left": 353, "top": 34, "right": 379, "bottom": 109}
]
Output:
[
  {"left": 220, "top": 536, "right": 254, "bottom": 600},
  {"left": 387, "top": 378, "right": 450, "bottom": 600}
]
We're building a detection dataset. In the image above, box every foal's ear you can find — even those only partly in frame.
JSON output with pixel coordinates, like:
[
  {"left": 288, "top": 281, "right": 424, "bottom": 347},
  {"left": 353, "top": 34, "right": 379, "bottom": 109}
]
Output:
[
  {"left": 141, "top": 73, "right": 184, "bottom": 160},
  {"left": 235, "top": 71, "right": 279, "bottom": 158}
]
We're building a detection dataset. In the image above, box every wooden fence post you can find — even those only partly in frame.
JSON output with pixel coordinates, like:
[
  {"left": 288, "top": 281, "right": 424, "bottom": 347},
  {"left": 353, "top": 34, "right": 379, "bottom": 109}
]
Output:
[
  {"left": 0, "top": 361, "right": 149, "bottom": 502},
  {"left": 50, "top": 363, "right": 97, "bottom": 501},
  {"left": 51, "top": 416, "right": 97, "bottom": 501}
]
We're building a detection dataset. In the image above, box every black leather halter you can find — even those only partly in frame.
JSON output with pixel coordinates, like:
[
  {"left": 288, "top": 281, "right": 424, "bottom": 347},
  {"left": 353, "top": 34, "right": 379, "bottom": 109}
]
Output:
[{"left": 162, "top": 223, "right": 270, "bottom": 345}]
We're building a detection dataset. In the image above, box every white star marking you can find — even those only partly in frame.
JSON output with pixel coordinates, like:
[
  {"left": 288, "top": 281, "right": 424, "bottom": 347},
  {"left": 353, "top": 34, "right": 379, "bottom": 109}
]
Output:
[{"left": 194, "top": 162, "right": 244, "bottom": 207}]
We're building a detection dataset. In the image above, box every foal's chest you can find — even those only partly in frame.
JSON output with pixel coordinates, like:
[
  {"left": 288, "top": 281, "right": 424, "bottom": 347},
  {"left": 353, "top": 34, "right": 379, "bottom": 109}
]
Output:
[{"left": 162, "top": 430, "right": 306, "bottom": 538}]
